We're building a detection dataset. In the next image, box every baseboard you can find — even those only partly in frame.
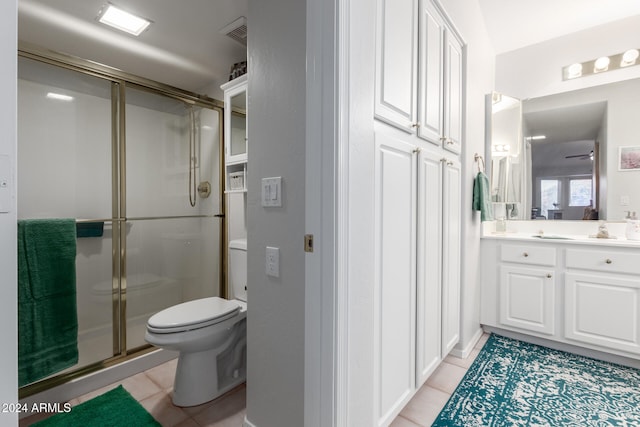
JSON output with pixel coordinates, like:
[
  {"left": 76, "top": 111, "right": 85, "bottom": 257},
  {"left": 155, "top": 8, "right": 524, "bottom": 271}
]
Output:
[
  {"left": 244, "top": 415, "right": 257, "bottom": 427},
  {"left": 449, "top": 327, "right": 484, "bottom": 359}
]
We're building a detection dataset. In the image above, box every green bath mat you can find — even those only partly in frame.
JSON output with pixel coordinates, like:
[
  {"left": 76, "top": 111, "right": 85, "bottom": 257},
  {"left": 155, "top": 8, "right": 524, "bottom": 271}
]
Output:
[
  {"left": 433, "top": 334, "right": 640, "bottom": 426},
  {"left": 32, "top": 385, "right": 160, "bottom": 427}
]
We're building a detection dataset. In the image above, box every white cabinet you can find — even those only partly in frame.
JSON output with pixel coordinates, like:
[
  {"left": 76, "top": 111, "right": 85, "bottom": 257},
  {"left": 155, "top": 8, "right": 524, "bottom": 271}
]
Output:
[
  {"left": 374, "top": 0, "right": 418, "bottom": 130},
  {"left": 565, "top": 247, "right": 640, "bottom": 355},
  {"left": 221, "top": 75, "right": 248, "bottom": 192},
  {"left": 440, "top": 156, "right": 461, "bottom": 354},
  {"left": 416, "top": 150, "right": 442, "bottom": 386},
  {"left": 373, "top": 131, "right": 417, "bottom": 427},
  {"left": 375, "top": 0, "right": 464, "bottom": 154},
  {"left": 374, "top": 132, "right": 461, "bottom": 424},
  {"left": 499, "top": 265, "right": 556, "bottom": 335},
  {"left": 481, "top": 239, "right": 640, "bottom": 360}
]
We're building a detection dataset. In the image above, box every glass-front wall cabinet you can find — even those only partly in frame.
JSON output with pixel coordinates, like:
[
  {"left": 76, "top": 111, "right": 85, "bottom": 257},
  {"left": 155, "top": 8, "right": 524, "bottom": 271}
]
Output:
[{"left": 222, "top": 75, "right": 248, "bottom": 192}]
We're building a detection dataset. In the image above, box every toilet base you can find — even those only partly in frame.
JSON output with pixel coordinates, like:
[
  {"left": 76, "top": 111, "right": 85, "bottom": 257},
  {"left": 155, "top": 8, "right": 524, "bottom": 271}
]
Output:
[
  {"left": 172, "top": 347, "right": 220, "bottom": 407},
  {"left": 170, "top": 320, "right": 247, "bottom": 407}
]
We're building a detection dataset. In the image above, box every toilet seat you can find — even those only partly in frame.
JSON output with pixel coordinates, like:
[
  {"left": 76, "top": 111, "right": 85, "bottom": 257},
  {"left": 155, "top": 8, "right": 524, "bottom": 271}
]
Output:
[{"left": 147, "top": 297, "right": 239, "bottom": 334}]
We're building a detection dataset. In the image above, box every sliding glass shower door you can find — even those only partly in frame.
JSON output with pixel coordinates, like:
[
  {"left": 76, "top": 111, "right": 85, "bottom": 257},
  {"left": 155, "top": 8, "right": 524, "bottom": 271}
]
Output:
[
  {"left": 18, "top": 57, "right": 117, "bottom": 371},
  {"left": 17, "top": 54, "right": 224, "bottom": 393},
  {"left": 124, "top": 86, "right": 222, "bottom": 351}
]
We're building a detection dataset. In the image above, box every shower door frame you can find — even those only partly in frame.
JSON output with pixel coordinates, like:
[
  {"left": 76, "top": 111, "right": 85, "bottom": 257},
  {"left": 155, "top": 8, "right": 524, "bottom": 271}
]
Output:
[{"left": 18, "top": 44, "right": 227, "bottom": 398}]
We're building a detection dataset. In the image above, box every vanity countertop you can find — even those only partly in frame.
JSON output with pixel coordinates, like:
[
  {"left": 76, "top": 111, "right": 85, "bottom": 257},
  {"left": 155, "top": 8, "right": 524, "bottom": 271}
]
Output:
[
  {"left": 483, "top": 231, "right": 640, "bottom": 248},
  {"left": 481, "top": 221, "right": 640, "bottom": 248}
]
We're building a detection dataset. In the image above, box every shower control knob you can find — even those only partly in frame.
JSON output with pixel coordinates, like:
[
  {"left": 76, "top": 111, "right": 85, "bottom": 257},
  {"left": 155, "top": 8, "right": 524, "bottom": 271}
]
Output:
[
  {"left": 605, "top": 259, "right": 612, "bottom": 264},
  {"left": 523, "top": 252, "right": 529, "bottom": 257}
]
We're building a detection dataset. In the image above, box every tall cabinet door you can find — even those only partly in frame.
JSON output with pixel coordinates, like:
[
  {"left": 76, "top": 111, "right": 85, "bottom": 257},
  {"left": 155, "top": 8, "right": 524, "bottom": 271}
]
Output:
[
  {"left": 417, "top": 0, "right": 444, "bottom": 145},
  {"left": 443, "top": 33, "right": 463, "bottom": 154},
  {"left": 373, "top": 131, "right": 417, "bottom": 426},
  {"left": 441, "top": 158, "right": 461, "bottom": 356},
  {"left": 374, "top": 0, "right": 418, "bottom": 132},
  {"left": 416, "top": 149, "right": 443, "bottom": 386}
]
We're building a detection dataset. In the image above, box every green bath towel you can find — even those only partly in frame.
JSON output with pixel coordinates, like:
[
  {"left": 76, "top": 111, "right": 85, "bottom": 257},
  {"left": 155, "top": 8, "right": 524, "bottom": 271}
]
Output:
[
  {"left": 18, "top": 218, "right": 78, "bottom": 386},
  {"left": 472, "top": 171, "right": 493, "bottom": 221}
]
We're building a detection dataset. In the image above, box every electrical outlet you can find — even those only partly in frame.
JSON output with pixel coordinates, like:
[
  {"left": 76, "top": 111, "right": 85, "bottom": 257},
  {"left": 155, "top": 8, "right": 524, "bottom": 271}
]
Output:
[
  {"left": 266, "top": 246, "right": 280, "bottom": 277},
  {"left": 621, "top": 195, "right": 630, "bottom": 206}
]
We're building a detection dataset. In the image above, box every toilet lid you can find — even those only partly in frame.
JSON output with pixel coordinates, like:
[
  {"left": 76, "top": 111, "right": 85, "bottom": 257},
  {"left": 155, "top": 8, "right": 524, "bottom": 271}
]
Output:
[{"left": 147, "top": 297, "right": 239, "bottom": 333}]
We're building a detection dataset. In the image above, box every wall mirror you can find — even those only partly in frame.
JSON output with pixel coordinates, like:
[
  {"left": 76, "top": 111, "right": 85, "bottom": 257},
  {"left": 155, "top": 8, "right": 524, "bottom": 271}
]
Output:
[{"left": 486, "top": 77, "right": 640, "bottom": 221}]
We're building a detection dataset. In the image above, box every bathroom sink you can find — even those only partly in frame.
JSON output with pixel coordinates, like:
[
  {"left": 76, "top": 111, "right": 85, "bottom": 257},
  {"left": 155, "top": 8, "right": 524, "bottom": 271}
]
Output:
[{"left": 531, "top": 234, "right": 573, "bottom": 240}]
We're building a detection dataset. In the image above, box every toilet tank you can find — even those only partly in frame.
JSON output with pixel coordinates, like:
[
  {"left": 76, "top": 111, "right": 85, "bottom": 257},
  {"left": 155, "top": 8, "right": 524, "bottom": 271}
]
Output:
[{"left": 229, "top": 239, "right": 247, "bottom": 302}]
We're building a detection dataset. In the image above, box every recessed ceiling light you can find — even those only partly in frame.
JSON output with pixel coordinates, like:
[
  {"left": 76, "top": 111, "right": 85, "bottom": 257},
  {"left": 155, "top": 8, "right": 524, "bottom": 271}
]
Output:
[
  {"left": 527, "top": 135, "right": 546, "bottom": 141},
  {"left": 97, "top": 4, "right": 151, "bottom": 36},
  {"left": 46, "top": 92, "right": 74, "bottom": 101}
]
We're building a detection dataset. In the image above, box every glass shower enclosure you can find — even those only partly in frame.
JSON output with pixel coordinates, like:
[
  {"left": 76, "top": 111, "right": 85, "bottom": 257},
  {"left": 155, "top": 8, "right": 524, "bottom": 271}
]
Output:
[{"left": 17, "top": 51, "right": 224, "bottom": 396}]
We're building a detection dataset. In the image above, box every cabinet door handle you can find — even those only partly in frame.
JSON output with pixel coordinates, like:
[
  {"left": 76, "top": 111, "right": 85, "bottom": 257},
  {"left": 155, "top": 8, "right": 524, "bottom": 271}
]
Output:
[
  {"left": 523, "top": 252, "right": 529, "bottom": 257},
  {"left": 412, "top": 147, "right": 421, "bottom": 154},
  {"left": 446, "top": 139, "right": 454, "bottom": 145},
  {"left": 410, "top": 122, "right": 420, "bottom": 128},
  {"left": 605, "top": 259, "right": 612, "bottom": 264},
  {"left": 546, "top": 274, "right": 552, "bottom": 278}
]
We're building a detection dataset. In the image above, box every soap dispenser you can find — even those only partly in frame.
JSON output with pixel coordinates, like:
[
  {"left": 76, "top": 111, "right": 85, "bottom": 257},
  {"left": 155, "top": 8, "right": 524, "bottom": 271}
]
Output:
[{"left": 626, "top": 211, "right": 640, "bottom": 241}]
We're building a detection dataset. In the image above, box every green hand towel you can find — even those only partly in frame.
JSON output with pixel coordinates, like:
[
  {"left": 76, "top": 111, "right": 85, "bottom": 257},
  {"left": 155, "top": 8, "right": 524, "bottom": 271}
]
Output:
[
  {"left": 473, "top": 171, "right": 493, "bottom": 221},
  {"left": 18, "top": 218, "right": 78, "bottom": 386}
]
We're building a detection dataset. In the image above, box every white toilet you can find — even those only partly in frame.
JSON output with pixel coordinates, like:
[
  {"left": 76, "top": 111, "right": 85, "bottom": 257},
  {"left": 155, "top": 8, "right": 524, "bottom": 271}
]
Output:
[{"left": 145, "top": 238, "right": 247, "bottom": 407}]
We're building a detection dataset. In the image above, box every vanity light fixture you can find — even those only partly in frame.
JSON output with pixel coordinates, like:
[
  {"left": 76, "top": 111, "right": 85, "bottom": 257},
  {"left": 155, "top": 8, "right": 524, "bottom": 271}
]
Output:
[
  {"left": 46, "top": 92, "right": 74, "bottom": 101},
  {"left": 563, "top": 48, "right": 640, "bottom": 80},
  {"left": 97, "top": 4, "right": 152, "bottom": 36}
]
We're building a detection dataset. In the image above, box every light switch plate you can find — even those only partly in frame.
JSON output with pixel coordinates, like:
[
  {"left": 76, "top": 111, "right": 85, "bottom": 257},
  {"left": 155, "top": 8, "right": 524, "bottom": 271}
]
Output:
[{"left": 262, "top": 177, "right": 282, "bottom": 207}]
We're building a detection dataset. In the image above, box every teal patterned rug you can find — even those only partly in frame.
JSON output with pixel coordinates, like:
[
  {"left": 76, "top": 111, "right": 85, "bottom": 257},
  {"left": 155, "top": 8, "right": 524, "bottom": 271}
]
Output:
[{"left": 433, "top": 334, "right": 640, "bottom": 426}]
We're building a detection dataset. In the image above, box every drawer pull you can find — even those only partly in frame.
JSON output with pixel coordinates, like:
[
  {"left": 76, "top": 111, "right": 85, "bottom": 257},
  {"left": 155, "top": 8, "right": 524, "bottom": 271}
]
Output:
[
  {"left": 523, "top": 252, "right": 529, "bottom": 257},
  {"left": 546, "top": 274, "right": 552, "bottom": 278},
  {"left": 605, "top": 259, "right": 612, "bottom": 264}
]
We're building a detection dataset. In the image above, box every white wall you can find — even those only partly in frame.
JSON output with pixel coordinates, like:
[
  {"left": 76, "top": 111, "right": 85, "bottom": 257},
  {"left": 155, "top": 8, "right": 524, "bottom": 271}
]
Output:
[
  {"left": 430, "top": 0, "right": 495, "bottom": 356},
  {"left": 496, "top": 15, "right": 640, "bottom": 100},
  {"left": 246, "top": 0, "right": 306, "bottom": 425},
  {"left": 0, "top": 1, "right": 17, "bottom": 425}
]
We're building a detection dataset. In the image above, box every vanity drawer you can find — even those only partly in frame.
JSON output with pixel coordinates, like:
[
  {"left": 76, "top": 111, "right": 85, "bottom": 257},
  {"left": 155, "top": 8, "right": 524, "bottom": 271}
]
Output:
[
  {"left": 566, "top": 248, "right": 640, "bottom": 275},
  {"left": 500, "top": 244, "right": 557, "bottom": 266}
]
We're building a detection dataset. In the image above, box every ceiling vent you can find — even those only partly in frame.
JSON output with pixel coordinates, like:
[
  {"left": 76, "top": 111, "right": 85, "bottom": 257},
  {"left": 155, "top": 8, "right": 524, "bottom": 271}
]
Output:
[{"left": 220, "top": 17, "right": 247, "bottom": 46}]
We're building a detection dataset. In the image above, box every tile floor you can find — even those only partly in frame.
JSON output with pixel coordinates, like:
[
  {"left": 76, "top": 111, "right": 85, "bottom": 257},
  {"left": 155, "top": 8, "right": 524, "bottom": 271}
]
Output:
[
  {"left": 390, "top": 332, "right": 489, "bottom": 427},
  {"left": 21, "top": 333, "right": 489, "bottom": 427},
  {"left": 20, "top": 358, "right": 246, "bottom": 427}
]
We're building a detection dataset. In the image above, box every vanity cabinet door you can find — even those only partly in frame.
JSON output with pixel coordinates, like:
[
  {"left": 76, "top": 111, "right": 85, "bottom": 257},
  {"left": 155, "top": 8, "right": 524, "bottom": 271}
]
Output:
[
  {"left": 499, "top": 265, "right": 556, "bottom": 335},
  {"left": 565, "top": 272, "right": 640, "bottom": 355}
]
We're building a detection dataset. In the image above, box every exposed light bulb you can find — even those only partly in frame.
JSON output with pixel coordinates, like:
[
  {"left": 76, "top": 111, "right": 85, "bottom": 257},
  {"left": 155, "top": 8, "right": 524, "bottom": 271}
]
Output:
[
  {"left": 594, "top": 56, "right": 610, "bottom": 72},
  {"left": 566, "top": 63, "right": 582, "bottom": 79},
  {"left": 621, "top": 49, "right": 640, "bottom": 67}
]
